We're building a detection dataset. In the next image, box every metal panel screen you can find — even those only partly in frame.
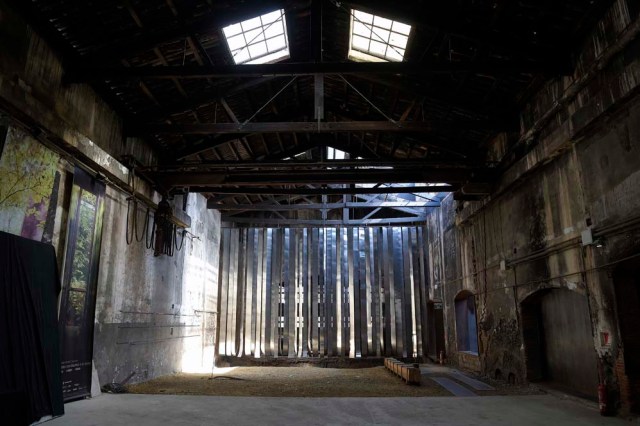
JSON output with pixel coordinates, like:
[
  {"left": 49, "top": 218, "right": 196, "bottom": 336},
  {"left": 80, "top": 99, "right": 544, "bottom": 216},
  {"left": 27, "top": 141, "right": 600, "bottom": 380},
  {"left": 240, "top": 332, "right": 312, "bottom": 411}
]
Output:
[{"left": 217, "top": 226, "right": 429, "bottom": 358}]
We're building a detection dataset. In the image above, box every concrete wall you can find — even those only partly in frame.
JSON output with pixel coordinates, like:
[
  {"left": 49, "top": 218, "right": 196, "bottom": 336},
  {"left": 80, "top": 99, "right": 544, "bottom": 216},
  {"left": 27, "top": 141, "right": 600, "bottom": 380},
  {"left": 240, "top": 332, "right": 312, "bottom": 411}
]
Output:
[
  {"left": 0, "top": 0, "right": 157, "bottom": 165},
  {"left": 94, "top": 192, "right": 220, "bottom": 385},
  {"left": 0, "top": 1, "right": 223, "bottom": 388},
  {"left": 426, "top": 0, "right": 640, "bottom": 413}
]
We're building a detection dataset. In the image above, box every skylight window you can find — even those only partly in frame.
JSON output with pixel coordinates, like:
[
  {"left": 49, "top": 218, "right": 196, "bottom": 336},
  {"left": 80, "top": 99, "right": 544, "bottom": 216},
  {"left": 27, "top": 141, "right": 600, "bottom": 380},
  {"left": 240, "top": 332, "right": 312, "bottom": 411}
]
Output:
[
  {"left": 222, "top": 10, "right": 290, "bottom": 65},
  {"left": 348, "top": 10, "right": 411, "bottom": 62}
]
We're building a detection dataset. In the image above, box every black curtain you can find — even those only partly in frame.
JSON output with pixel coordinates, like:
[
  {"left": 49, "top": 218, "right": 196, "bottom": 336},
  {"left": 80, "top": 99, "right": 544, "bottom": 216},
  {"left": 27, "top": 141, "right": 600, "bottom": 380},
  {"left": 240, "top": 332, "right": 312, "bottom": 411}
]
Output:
[{"left": 0, "top": 231, "right": 64, "bottom": 425}]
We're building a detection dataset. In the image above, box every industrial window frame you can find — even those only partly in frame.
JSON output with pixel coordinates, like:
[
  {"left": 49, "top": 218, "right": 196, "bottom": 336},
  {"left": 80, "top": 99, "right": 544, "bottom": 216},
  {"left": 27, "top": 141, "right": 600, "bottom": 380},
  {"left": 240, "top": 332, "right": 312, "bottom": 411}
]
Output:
[
  {"left": 222, "top": 9, "right": 290, "bottom": 65},
  {"left": 348, "top": 9, "right": 411, "bottom": 63}
]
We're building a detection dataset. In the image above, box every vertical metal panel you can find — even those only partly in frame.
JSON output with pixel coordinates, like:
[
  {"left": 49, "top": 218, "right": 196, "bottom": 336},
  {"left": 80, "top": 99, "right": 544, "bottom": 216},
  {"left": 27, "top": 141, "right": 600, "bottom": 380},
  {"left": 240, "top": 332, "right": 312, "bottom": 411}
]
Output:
[
  {"left": 218, "top": 228, "right": 231, "bottom": 355},
  {"left": 336, "top": 227, "right": 343, "bottom": 356},
  {"left": 236, "top": 229, "right": 247, "bottom": 357},
  {"left": 255, "top": 229, "right": 265, "bottom": 357},
  {"left": 227, "top": 229, "right": 238, "bottom": 355},
  {"left": 319, "top": 227, "right": 326, "bottom": 355},
  {"left": 296, "top": 228, "right": 303, "bottom": 356},
  {"left": 376, "top": 228, "right": 385, "bottom": 356},
  {"left": 358, "top": 227, "right": 367, "bottom": 357},
  {"left": 325, "top": 228, "right": 333, "bottom": 355},
  {"left": 270, "top": 229, "right": 281, "bottom": 356},
  {"left": 393, "top": 227, "right": 405, "bottom": 357},
  {"left": 287, "top": 229, "right": 296, "bottom": 357},
  {"left": 264, "top": 228, "right": 273, "bottom": 357},
  {"left": 384, "top": 228, "right": 395, "bottom": 355},
  {"left": 364, "top": 228, "right": 373, "bottom": 356},
  {"left": 347, "top": 227, "right": 356, "bottom": 358},
  {"left": 418, "top": 226, "right": 429, "bottom": 355},
  {"left": 370, "top": 228, "right": 379, "bottom": 356},
  {"left": 245, "top": 229, "right": 255, "bottom": 356},
  {"left": 402, "top": 227, "right": 414, "bottom": 358},
  {"left": 309, "top": 228, "right": 318, "bottom": 354},
  {"left": 410, "top": 227, "right": 422, "bottom": 357},
  {"left": 301, "top": 228, "right": 309, "bottom": 356},
  {"left": 282, "top": 229, "right": 290, "bottom": 356}
]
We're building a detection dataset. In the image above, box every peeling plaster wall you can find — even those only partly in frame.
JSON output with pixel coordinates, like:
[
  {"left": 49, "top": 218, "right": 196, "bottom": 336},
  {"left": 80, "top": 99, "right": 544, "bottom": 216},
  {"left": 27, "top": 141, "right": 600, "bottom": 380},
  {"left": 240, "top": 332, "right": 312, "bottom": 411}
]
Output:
[
  {"left": 426, "top": 0, "right": 640, "bottom": 412},
  {"left": 93, "top": 193, "right": 221, "bottom": 385}
]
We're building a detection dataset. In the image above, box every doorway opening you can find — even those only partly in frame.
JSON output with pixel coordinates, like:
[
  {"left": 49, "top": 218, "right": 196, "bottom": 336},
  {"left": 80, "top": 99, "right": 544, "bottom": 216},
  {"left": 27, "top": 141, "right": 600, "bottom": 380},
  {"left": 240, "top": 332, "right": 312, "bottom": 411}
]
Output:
[
  {"left": 521, "top": 288, "right": 598, "bottom": 399},
  {"left": 613, "top": 255, "right": 640, "bottom": 413}
]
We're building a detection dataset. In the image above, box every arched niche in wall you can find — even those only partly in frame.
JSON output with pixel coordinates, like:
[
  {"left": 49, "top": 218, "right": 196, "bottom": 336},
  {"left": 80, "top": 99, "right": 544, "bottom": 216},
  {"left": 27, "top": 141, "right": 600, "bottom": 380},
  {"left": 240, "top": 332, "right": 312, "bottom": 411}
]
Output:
[{"left": 454, "top": 290, "right": 479, "bottom": 354}]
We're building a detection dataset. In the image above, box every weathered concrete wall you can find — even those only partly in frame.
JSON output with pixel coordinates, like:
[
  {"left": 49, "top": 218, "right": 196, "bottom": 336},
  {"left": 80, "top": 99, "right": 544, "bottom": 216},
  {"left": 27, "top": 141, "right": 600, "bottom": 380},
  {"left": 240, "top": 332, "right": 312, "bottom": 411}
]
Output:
[
  {"left": 426, "top": 0, "right": 640, "bottom": 413},
  {"left": 0, "top": 0, "right": 157, "bottom": 166},
  {"left": 0, "top": 1, "right": 223, "bottom": 389},
  {"left": 93, "top": 193, "right": 220, "bottom": 385}
]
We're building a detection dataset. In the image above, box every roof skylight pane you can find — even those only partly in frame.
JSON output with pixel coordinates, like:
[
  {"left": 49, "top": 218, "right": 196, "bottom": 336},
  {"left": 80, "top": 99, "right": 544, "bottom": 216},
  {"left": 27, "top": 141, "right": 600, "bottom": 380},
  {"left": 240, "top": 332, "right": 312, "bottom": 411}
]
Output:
[
  {"left": 373, "top": 29, "right": 390, "bottom": 43},
  {"left": 264, "top": 22, "right": 284, "bottom": 38},
  {"left": 267, "top": 35, "right": 287, "bottom": 51},
  {"left": 373, "top": 16, "right": 392, "bottom": 30},
  {"left": 348, "top": 9, "right": 411, "bottom": 62},
  {"left": 227, "top": 34, "right": 245, "bottom": 50},
  {"left": 353, "top": 22, "right": 371, "bottom": 37},
  {"left": 370, "top": 40, "right": 386, "bottom": 56},
  {"left": 262, "top": 11, "right": 281, "bottom": 24},
  {"left": 223, "top": 9, "right": 290, "bottom": 65},
  {"left": 249, "top": 42, "right": 268, "bottom": 57},
  {"left": 223, "top": 23, "right": 242, "bottom": 37},
  {"left": 242, "top": 17, "right": 262, "bottom": 31},
  {"left": 245, "top": 28, "right": 265, "bottom": 43},
  {"left": 352, "top": 35, "right": 369, "bottom": 51},
  {"left": 389, "top": 33, "right": 408, "bottom": 49},
  {"left": 392, "top": 21, "right": 411, "bottom": 35},
  {"left": 353, "top": 10, "right": 373, "bottom": 24}
]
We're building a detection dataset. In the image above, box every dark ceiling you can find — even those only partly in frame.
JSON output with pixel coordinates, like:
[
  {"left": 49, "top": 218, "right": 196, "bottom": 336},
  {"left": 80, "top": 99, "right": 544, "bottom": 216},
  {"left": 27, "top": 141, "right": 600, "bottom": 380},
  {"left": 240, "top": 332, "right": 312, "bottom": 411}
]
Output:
[{"left": 8, "top": 0, "right": 613, "bottom": 225}]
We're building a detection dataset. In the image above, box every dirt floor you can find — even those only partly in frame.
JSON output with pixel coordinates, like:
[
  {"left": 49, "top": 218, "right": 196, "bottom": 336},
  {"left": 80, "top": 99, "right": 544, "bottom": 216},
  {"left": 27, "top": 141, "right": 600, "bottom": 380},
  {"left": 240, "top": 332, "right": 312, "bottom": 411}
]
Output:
[{"left": 127, "top": 366, "right": 451, "bottom": 397}]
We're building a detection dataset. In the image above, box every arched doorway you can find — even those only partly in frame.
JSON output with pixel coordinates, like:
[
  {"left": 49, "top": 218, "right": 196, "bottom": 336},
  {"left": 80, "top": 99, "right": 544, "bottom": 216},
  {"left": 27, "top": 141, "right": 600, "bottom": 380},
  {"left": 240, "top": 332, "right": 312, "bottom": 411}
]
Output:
[
  {"left": 521, "top": 288, "right": 598, "bottom": 399},
  {"left": 613, "top": 256, "right": 640, "bottom": 413}
]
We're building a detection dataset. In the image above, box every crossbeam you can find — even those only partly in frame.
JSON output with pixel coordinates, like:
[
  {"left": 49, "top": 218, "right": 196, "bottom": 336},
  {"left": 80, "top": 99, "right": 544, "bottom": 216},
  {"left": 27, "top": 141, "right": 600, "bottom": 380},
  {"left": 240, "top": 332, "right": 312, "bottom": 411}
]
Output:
[
  {"left": 65, "top": 60, "right": 551, "bottom": 83},
  {"left": 220, "top": 216, "right": 427, "bottom": 227},
  {"left": 157, "top": 168, "right": 489, "bottom": 187},
  {"left": 208, "top": 201, "right": 440, "bottom": 210},
  {"left": 142, "top": 159, "right": 479, "bottom": 171},
  {"left": 130, "top": 121, "right": 431, "bottom": 135},
  {"left": 199, "top": 185, "right": 456, "bottom": 196}
]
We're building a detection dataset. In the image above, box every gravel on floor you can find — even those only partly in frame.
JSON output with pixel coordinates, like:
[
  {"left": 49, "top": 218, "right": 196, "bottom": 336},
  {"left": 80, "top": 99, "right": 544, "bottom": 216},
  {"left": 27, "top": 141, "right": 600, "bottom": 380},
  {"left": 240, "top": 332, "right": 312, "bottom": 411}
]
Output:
[{"left": 126, "top": 366, "right": 451, "bottom": 397}]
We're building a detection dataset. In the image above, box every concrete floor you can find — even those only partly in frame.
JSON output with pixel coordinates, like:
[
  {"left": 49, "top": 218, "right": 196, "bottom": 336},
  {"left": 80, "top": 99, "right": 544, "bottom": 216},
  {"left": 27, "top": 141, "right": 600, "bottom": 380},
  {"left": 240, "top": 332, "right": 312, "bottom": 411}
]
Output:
[{"left": 45, "top": 394, "right": 628, "bottom": 425}]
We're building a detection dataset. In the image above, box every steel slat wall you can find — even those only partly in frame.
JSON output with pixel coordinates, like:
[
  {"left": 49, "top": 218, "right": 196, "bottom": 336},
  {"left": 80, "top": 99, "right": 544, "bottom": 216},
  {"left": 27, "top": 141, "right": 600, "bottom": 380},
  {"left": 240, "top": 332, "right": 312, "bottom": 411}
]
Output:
[{"left": 217, "top": 226, "right": 430, "bottom": 358}]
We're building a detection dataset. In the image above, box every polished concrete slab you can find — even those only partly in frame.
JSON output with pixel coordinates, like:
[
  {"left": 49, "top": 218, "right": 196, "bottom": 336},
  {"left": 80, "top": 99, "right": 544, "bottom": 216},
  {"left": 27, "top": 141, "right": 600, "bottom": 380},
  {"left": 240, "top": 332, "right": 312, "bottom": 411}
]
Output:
[{"left": 46, "top": 394, "right": 627, "bottom": 426}]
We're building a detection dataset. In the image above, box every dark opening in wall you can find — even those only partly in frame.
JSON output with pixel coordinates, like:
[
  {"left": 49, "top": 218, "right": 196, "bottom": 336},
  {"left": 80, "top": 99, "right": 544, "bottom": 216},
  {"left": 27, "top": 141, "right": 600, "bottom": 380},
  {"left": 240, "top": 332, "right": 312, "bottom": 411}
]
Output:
[
  {"left": 454, "top": 291, "right": 478, "bottom": 354},
  {"left": 613, "top": 255, "right": 640, "bottom": 413},
  {"left": 427, "top": 301, "right": 445, "bottom": 358},
  {"left": 521, "top": 288, "right": 598, "bottom": 399}
]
